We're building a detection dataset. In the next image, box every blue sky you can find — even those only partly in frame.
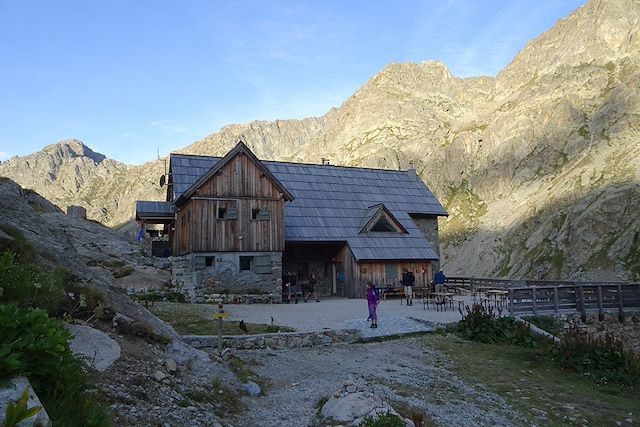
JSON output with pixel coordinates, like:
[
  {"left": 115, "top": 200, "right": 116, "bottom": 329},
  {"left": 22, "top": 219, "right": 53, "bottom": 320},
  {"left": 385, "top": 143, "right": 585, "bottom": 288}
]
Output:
[{"left": 0, "top": 0, "right": 586, "bottom": 165}]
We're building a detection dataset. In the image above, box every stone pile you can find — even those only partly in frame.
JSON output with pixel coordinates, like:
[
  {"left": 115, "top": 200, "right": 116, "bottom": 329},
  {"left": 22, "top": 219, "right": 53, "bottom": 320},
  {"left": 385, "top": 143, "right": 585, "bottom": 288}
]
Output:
[
  {"left": 320, "top": 379, "right": 414, "bottom": 426},
  {"left": 561, "top": 310, "right": 640, "bottom": 354}
]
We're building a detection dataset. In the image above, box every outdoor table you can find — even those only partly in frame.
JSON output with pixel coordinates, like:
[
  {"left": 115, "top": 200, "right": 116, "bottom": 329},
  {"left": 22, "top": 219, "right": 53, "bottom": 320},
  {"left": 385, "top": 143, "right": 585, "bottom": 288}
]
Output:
[
  {"left": 482, "top": 289, "right": 509, "bottom": 310},
  {"left": 431, "top": 292, "right": 454, "bottom": 311}
]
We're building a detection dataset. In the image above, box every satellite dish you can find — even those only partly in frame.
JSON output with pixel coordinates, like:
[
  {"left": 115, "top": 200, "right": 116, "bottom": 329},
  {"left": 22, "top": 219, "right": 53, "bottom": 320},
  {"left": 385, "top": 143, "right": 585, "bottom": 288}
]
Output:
[{"left": 159, "top": 175, "right": 166, "bottom": 187}]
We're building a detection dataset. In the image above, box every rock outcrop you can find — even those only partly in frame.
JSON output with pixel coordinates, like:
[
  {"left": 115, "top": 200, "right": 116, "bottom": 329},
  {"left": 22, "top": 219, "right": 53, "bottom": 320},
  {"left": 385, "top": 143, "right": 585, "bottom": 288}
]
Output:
[{"left": 1, "top": 0, "right": 639, "bottom": 281}]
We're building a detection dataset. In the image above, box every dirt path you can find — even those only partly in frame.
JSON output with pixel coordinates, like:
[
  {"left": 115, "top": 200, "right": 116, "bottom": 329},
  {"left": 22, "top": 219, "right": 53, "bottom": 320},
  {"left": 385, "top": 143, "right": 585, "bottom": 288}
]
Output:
[{"left": 232, "top": 335, "right": 530, "bottom": 427}]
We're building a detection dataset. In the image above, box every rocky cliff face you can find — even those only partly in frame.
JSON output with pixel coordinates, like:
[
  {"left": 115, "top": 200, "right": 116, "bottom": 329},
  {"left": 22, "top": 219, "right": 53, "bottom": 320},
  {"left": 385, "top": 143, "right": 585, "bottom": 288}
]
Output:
[{"left": 1, "top": 0, "right": 639, "bottom": 280}]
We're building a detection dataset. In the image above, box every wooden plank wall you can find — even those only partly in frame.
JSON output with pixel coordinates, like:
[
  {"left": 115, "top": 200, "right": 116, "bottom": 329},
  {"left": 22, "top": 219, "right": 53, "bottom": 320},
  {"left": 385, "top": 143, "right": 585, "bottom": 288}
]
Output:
[
  {"left": 335, "top": 243, "right": 432, "bottom": 298},
  {"left": 357, "top": 261, "right": 431, "bottom": 289},
  {"left": 173, "top": 153, "right": 285, "bottom": 255}
]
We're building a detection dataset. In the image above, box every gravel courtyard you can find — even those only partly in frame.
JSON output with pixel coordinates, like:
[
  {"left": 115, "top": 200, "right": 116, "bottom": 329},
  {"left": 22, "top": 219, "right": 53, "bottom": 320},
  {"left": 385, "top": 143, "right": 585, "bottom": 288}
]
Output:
[{"left": 233, "top": 335, "right": 528, "bottom": 427}]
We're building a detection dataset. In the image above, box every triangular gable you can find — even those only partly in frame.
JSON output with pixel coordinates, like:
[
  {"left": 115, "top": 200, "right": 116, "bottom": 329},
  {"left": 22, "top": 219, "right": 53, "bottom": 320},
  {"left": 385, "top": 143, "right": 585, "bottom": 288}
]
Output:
[
  {"left": 174, "top": 140, "right": 295, "bottom": 206},
  {"left": 359, "top": 203, "right": 408, "bottom": 234}
]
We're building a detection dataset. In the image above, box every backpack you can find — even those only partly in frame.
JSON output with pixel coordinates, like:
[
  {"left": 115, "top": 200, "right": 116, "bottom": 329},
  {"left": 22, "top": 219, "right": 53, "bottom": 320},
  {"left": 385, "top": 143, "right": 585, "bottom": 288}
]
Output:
[{"left": 374, "top": 288, "right": 381, "bottom": 301}]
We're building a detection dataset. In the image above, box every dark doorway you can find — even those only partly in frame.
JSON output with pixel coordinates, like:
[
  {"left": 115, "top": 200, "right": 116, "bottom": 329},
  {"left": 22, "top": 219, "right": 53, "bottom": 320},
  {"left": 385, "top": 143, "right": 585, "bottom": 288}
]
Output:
[{"left": 283, "top": 242, "right": 344, "bottom": 297}]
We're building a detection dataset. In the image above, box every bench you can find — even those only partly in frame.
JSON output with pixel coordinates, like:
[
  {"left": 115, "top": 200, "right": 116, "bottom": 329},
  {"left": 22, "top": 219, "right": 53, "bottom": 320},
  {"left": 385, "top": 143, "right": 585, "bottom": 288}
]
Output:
[{"left": 383, "top": 287, "right": 405, "bottom": 300}]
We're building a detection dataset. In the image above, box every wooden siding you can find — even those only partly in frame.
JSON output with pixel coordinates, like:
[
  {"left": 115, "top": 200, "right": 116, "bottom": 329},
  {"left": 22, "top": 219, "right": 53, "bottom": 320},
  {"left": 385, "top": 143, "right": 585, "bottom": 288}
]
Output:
[
  {"left": 173, "top": 152, "right": 285, "bottom": 255},
  {"left": 356, "top": 261, "right": 431, "bottom": 288},
  {"left": 195, "top": 152, "right": 283, "bottom": 199}
]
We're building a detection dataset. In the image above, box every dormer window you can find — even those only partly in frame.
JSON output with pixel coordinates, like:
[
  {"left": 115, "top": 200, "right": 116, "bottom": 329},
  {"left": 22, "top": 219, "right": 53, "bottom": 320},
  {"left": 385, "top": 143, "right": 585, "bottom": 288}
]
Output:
[
  {"left": 371, "top": 217, "right": 397, "bottom": 232},
  {"left": 359, "top": 203, "right": 408, "bottom": 234}
]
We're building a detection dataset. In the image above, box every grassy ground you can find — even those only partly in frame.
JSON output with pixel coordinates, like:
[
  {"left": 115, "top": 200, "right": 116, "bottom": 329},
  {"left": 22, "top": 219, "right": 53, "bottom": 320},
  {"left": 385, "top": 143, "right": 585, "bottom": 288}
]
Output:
[
  {"left": 149, "top": 302, "right": 294, "bottom": 335},
  {"left": 424, "top": 334, "right": 639, "bottom": 426}
]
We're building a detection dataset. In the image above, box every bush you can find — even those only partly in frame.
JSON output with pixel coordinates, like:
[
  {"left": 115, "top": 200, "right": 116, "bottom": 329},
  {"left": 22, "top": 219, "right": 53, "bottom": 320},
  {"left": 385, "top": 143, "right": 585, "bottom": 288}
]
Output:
[
  {"left": 522, "top": 315, "right": 564, "bottom": 337},
  {"left": 0, "top": 251, "right": 66, "bottom": 314},
  {"left": 452, "top": 303, "right": 537, "bottom": 347},
  {"left": 552, "top": 328, "right": 640, "bottom": 385},
  {"left": 0, "top": 304, "right": 111, "bottom": 426},
  {"left": 362, "top": 412, "right": 406, "bottom": 427}
]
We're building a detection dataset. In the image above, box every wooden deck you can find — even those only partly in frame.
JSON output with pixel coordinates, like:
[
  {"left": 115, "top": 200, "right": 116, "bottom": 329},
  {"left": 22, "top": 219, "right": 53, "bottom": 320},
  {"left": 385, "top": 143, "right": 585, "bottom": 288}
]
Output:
[{"left": 445, "top": 277, "right": 640, "bottom": 320}]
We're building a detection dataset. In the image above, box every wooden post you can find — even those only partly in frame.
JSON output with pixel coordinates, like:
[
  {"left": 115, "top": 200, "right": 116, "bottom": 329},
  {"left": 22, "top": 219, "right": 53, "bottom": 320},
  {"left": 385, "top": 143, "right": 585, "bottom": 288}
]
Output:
[
  {"left": 532, "top": 287, "right": 537, "bottom": 315},
  {"left": 218, "top": 316, "right": 223, "bottom": 356},
  {"left": 618, "top": 284, "right": 625, "bottom": 322},
  {"left": 597, "top": 285, "right": 604, "bottom": 321},
  {"left": 553, "top": 287, "right": 559, "bottom": 317},
  {"left": 576, "top": 286, "right": 586, "bottom": 323},
  {"left": 508, "top": 288, "right": 514, "bottom": 316}
]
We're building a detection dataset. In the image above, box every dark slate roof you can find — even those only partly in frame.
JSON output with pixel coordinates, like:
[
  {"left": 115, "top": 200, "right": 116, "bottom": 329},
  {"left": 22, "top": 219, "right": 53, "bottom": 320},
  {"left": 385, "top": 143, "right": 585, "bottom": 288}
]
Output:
[
  {"left": 168, "top": 153, "right": 448, "bottom": 261},
  {"left": 135, "top": 201, "right": 175, "bottom": 221}
]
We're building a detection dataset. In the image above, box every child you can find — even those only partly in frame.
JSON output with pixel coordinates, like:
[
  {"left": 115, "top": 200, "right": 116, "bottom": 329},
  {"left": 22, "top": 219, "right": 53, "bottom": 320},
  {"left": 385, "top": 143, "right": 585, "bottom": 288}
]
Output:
[{"left": 366, "top": 282, "right": 380, "bottom": 328}]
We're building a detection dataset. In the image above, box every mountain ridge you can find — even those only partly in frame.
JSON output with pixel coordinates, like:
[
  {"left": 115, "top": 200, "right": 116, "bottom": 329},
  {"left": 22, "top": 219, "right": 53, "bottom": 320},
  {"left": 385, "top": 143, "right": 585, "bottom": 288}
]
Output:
[{"left": 1, "top": 0, "right": 639, "bottom": 280}]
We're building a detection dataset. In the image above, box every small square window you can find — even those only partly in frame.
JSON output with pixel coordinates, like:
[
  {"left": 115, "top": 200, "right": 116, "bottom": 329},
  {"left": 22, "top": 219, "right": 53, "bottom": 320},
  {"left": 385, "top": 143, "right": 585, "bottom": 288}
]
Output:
[
  {"left": 218, "top": 208, "right": 227, "bottom": 219},
  {"left": 252, "top": 208, "right": 260, "bottom": 220},
  {"left": 205, "top": 257, "right": 215, "bottom": 267},
  {"left": 240, "top": 256, "right": 252, "bottom": 271}
]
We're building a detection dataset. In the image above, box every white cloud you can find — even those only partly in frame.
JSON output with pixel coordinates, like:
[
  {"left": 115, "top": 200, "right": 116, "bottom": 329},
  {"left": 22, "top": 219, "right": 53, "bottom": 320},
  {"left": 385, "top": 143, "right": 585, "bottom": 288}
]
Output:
[
  {"left": 150, "top": 121, "right": 188, "bottom": 134},
  {"left": 0, "top": 151, "right": 10, "bottom": 161}
]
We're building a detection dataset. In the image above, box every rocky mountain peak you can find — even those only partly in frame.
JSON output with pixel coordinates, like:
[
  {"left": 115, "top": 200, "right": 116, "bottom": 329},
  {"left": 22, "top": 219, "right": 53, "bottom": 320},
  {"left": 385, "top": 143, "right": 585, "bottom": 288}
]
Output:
[
  {"left": 498, "top": 0, "right": 640, "bottom": 93},
  {"left": 42, "top": 139, "right": 107, "bottom": 164}
]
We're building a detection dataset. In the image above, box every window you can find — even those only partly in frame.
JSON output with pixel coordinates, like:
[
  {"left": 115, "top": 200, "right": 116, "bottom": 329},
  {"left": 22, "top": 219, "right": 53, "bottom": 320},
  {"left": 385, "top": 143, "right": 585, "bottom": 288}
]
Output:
[
  {"left": 371, "top": 217, "right": 396, "bottom": 232},
  {"left": 240, "top": 256, "right": 252, "bottom": 271},
  {"left": 218, "top": 207, "right": 238, "bottom": 219},
  {"left": 205, "top": 256, "right": 215, "bottom": 267},
  {"left": 252, "top": 208, "right": 270, "bottom": 220},
  {"left": 385, "top": 264, "right": 397, "bottom": 281}
]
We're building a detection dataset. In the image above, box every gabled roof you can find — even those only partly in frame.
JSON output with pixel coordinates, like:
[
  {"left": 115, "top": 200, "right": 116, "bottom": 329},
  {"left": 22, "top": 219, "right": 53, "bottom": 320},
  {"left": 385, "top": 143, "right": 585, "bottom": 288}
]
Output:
[
  {"left": 359, "top": 203, "right": 408, "bottom": 234},
  {"left": 173, "top": 141, "right": 294, "bottom": 206},
  {"left": 165, "top": 150, "right": 448, "bottom": 261}
]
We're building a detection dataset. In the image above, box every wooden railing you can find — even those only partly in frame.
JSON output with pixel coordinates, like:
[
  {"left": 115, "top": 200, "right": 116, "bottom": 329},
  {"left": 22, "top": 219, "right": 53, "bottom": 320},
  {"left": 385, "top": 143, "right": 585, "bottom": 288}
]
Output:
[{"left": 445, "top": 277, "right": 640, "bottom": 320}]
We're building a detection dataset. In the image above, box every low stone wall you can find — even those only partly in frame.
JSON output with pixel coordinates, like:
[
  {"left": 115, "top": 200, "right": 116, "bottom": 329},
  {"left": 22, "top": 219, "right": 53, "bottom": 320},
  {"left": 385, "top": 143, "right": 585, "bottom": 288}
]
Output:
[
  {"left": 183, "top": 329, "right": 360, "bottom": 351},
  {"left": 195, "top": 293, "right": 279, "bottom": 304},
  {"left": 560, "top": 310, "right": 640, "bottom": 354}
]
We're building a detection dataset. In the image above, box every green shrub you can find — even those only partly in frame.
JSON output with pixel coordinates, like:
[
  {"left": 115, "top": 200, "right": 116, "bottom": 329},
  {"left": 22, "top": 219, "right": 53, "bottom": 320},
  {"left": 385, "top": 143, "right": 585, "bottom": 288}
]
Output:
[
  {"left": 0, "top": 304, "right": 111, "bottom": 426},
  {"left": 0, "top": 251, "right": 66, "bottom": 314},
  {"left": 552, "top": 328, "right": 640, "bottom": 385},
  {"left": 522, "top": 315, "right": 564, "bottom": 337},
  {"left": 452, "top": 303, "right": 537, "bottom": 347},
  {"left": 362, "top": 412, "right": 406, "bottom": 427}
]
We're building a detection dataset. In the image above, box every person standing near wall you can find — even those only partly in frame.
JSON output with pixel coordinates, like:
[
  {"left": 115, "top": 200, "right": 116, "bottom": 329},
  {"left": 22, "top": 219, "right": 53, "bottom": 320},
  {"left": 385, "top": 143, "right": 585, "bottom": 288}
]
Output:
[
  {"left": 401, "top": 268, "right": 415, "bottom": 306},
  {"left": 304, "top": 271, "right": 319, "bottom": 302}
]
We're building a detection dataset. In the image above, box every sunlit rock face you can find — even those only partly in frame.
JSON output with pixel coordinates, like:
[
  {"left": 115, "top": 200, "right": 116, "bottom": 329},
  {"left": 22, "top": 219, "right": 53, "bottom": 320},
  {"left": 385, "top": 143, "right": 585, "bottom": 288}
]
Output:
[{"left": 1, "top": 0, "right": 639, "bottom": 280}]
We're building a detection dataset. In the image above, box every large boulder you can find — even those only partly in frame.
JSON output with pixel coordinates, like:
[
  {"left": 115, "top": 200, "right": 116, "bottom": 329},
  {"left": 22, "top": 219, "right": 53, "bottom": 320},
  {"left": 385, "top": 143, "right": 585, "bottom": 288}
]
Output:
[{"left": 65, "top": 323, "right": 121, "bottom": 372}]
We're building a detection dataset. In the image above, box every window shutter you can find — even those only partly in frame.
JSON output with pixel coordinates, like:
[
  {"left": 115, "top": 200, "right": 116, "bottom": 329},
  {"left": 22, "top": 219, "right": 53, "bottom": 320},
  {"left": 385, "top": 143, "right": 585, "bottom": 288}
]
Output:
[
  {"left": 254, "top": 255, "right": 271, "bottom": 274},
  {"left": 258, "top": 208, "right": 270, "bottom": 220},
  {"left": 194, "top": 256, "right": 206, "bottom": 270},
  {"left": 227, "top": 208, "right": 238, "bottom": 220}
]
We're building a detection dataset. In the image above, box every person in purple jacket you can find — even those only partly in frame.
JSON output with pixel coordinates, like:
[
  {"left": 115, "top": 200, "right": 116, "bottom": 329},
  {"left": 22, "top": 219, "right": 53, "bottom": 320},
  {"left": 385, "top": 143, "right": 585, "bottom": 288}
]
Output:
[{"left": 366, "top": 281, "right": 380, "bottom": 328}]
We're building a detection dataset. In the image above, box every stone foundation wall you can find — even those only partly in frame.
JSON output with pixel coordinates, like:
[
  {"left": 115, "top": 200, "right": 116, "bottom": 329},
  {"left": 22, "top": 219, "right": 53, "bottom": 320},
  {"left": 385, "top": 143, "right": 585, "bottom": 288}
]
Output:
[
  {"left": 560, "top": 311, "right": 640, "bottom": 354},
  {"left": 183, "top": 329, "right": 359, "bottom": 350},
  {"left": 171, "top": 252, "right": 282, "bottom": 303}
]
